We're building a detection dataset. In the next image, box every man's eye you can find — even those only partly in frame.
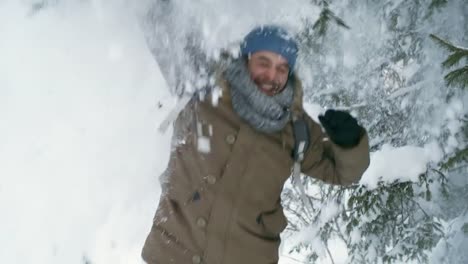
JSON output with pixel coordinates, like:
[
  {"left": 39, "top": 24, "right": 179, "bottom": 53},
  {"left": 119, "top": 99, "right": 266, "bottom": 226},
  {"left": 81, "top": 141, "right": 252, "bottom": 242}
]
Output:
[{"left": 277, "top": 67, "right": 288, "bottom": 75}]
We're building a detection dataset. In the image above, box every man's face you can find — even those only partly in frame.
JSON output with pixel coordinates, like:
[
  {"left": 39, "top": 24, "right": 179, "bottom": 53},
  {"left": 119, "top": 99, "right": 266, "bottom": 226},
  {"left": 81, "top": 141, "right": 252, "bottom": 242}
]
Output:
[{"left": 247, "top": 51, "right": 290, "bottom": 96}]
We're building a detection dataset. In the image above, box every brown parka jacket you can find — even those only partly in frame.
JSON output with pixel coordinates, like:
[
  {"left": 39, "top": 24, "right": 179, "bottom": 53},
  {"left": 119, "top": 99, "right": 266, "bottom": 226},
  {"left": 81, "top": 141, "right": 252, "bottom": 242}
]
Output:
[{"left": 142, "top": 73, "right": 370, "bottom": 264}]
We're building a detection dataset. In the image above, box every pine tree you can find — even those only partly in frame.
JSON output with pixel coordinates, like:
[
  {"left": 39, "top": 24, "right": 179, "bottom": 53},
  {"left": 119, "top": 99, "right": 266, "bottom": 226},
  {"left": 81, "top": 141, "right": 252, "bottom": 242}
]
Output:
[
  {"left": 283, "top": 0, "right": 468, "bottom": 263},
  {"left": 427, "top": 34, "right": 468, "bottom": 264}
]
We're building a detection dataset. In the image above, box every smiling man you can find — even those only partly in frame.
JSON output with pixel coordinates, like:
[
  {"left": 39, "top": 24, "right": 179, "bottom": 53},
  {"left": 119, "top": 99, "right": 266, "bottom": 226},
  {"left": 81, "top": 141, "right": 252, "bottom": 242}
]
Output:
[
  {"left": 247, "top": 51, "right": 290, "bottom": 96},
  {"left": 142, "top": 25, "right": 370, "bottom": 264}
]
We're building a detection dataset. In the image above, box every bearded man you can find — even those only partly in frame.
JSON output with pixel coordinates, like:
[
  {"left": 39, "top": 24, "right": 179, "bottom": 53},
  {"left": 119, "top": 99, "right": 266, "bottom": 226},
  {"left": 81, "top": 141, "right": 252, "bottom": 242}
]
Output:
[{"left": 142, "top": 25, "right": 370, "bottom": 264}]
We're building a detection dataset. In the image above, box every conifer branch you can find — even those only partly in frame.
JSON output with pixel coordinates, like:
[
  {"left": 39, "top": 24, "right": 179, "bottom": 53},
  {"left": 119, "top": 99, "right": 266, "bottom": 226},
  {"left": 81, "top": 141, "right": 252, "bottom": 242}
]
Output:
[
  {"left": 313, "top": 7, "right": 350, "bottom": 36},
  {"left": 443, "top": 51, "right": 468, "bottom": 68},
  {"left": 429, "top": 34, "right": 457, "bottom": 52},
  {"left": 429, "top": 0, "right": 448, "bottom": 10},
  {"left": 441, "top": 147, "right": 468, "bottom": 170},
  {"left": 313, "top": 9, "right": 330, "bottom": 36},
  {"left": 430, "top": 34, "right": 468, "bottom": 89},
  {"left": 444, "top": 66, "right": 468, "bottom": 89},
  {"left": 327, "top": 8, "right": 350, "bottom": 30}
]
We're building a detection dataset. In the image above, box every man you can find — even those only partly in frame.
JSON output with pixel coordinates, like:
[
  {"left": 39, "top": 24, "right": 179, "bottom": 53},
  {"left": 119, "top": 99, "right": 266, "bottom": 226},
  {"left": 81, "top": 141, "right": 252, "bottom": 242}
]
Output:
[{"left": 142, "top": 25, "right": 370, "bottom": 264}]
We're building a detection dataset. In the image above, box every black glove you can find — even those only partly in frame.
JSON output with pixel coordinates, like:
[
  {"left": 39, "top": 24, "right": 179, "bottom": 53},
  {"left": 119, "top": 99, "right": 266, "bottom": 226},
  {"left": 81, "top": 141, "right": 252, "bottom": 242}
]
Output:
[{"left": 318, "top": 109, "right": 364, "bottom": 148}]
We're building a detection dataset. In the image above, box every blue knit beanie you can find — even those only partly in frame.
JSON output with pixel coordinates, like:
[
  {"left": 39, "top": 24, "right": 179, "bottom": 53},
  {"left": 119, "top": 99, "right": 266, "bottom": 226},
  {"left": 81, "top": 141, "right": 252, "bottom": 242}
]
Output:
[{"left": 240, "top": 25, "right": 299, "bottom": 72}]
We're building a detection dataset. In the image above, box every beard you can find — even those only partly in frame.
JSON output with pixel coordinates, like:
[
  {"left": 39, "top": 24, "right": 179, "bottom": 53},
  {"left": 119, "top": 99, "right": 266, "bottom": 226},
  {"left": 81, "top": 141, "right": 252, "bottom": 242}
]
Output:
[{"left": 252, "top": 77, "right": 285, "bottom": 96}]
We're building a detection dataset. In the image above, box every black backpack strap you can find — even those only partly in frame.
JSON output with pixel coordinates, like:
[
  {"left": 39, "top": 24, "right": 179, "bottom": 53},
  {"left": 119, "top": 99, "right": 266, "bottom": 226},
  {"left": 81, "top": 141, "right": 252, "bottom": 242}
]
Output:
[
  {"left": 291, "top": 115, "right": 312, "bottom": 210},
  {"left": 292, "top": 116, "right": 310, "bottom": 162}
]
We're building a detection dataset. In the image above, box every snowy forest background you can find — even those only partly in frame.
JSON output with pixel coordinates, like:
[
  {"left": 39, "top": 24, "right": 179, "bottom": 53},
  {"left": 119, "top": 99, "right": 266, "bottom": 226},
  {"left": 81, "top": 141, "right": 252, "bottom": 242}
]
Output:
[{"left": 0, "top": 0, "right": 467, "bottom": 263}]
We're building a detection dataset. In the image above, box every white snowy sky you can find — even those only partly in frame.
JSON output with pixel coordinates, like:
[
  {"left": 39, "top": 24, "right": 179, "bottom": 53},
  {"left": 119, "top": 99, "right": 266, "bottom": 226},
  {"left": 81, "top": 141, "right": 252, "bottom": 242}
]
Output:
[{"left": 0, "top": 1, "right": 464, "bottom": 264}]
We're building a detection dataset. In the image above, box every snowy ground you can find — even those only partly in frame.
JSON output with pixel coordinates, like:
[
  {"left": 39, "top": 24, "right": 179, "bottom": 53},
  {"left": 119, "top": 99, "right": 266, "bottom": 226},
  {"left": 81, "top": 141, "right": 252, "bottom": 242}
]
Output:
[
  {"left": 0, "top": 2, "right": 173, "bottom": 263},
  {"left": 1, "top": 1, "right": 459, "bottom": 264}
]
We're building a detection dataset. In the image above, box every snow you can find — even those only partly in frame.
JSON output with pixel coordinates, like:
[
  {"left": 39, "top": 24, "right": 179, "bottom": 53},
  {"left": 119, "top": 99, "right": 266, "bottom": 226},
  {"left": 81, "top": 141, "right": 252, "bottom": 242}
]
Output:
[
  {"left": 430, "top": 213, "right": 468, "bottom": 264},
  {"left": 197, "top": 136, "right": 212, "bottom": 154},
  {"left": 349, "top": 228, "right": 362, "bottom": 245},
  {"left": 318, "top": 201, "right": 341, "bottom": 225},
  {"left": 1, "top": 0, "right": 466, "bottom": 264},
  {"left": 360, "top": 142, "right": 443, "bottom": 189},
  {"left": 280, "top": 200, "right": 345, "bottom": 264},
  {"left": 0, "top": 2, "right": 171, "bottom": 263},
  {"left": 303, "top": 102, "right": 324, "bottom": 123},
  {"left": 210, "top": 86, "right": 223, "bottom": 107}
]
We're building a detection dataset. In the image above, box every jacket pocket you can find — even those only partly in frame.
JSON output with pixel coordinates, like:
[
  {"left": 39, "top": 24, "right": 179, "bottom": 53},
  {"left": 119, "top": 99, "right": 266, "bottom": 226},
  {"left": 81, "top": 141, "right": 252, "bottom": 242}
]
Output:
[
  {"left": 152, "top": 195, "right": 205, "bottom": 254},
  {"left": 142, "top": 222, "right": 195, "bottom": 264},
  {"left": 257, "top": 204, "right": 288, "bottom": 239}
]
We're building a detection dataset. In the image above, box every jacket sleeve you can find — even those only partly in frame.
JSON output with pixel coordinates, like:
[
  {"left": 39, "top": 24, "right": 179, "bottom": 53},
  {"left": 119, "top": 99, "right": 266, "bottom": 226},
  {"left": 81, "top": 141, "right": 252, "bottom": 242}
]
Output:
[{"left": 300, "top": 117, "right": 370, "bottom": 186}]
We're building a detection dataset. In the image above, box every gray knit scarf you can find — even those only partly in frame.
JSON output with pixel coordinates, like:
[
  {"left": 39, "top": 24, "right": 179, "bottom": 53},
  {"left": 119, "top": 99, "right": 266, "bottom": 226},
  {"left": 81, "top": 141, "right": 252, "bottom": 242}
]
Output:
[{"left": 224, "top": 58, "right": 294, "bottom": 133}]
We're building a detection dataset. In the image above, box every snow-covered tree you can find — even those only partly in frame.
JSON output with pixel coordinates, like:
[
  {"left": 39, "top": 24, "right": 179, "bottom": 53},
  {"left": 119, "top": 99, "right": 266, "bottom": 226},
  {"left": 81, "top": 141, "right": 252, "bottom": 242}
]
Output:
[{"left": 282, "top": 0, "right": 467, "bottom": 263}]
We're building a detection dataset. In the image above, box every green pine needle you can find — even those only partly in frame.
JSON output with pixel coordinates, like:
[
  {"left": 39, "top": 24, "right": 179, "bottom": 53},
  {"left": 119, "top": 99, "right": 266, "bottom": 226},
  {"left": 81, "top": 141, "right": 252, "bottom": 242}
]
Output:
[
  {"left": 463, "top": 223, "right": 468, "bottom": 234},
  {"left": 429, "top": 0, "right": 448, "bottom": 10},
  {"left": 334, "top": 16, "right": 351, "bottom": 30},
  {"left": 313, "top": 10, "right": 330, "bottom": 36},
  {"left": 430, "top": 34, "right": 468, "bottom": 89},
  {"left": 441, "top": 147, "right": 468, "bottom": 170},
  {"left": 443, "top": 51, "right": 468, "bottom": 68},
  {"left": 429, "top": 34, "right": 459, "bottom": 53},
  {"left": 313, "top": 7, "right": 350, "bottom": 36},
  {"left": 444, "top": 66, "right": 468, "bottom": 89}
]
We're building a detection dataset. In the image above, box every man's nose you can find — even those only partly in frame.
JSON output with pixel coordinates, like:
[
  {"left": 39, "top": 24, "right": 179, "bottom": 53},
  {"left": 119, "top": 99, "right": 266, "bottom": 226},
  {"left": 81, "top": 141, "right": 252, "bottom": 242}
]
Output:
[{"left": 264, "top": 67, "right": 277, "bottom": 82}]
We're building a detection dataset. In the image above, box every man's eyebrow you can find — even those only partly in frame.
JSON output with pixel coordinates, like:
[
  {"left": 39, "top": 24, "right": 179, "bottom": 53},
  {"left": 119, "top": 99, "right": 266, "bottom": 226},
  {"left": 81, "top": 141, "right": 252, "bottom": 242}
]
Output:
[
  {"left": 256, "top": 55, "right": 272, "bottom": 63},
  {"left": 256, "top": 55, "right": 289, "bottom": 69},
  {"left": 277, "top": 62, "right": 289, "bottom": 69}
]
